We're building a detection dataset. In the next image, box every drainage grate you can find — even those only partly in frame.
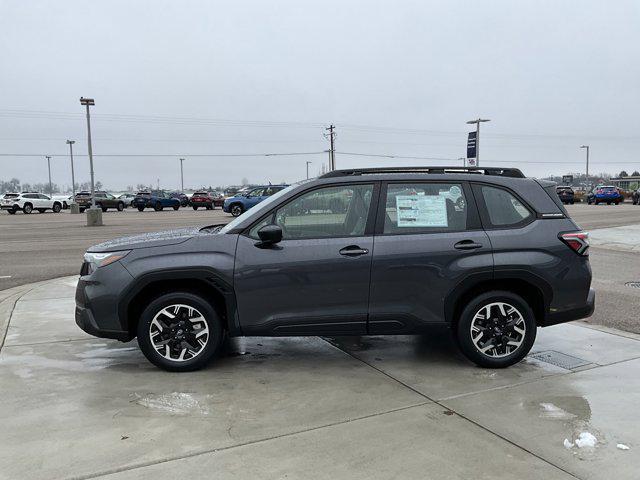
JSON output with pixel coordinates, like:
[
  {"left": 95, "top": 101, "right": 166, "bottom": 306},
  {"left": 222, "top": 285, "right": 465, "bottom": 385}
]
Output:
[
  {"left": 625, "top": 282, "right": 640, "bottom": 289},
  {"left": 529, "top": 350, "right": 591, "bottom": 370}
]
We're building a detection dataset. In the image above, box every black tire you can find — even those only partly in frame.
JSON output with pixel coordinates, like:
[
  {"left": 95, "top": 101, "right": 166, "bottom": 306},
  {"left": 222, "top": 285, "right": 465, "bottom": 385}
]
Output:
[
  {"left": 117, "top": 202, "right": 124, "bottom": 212},
  {"left": 456, "top": 290, "right": 536, "bottom": 369},
  {"left": 206, "top": 205, "right": 213, "bottom": 210},
  {"left": 37, "top": 208, "right": 46, "bottom": 213},
  {"left": 173, "top": 205, "right": 179, "bottom": 211},
  {"left": 80, "top": 207, "right": 86, "bottom": 213},
  {"left": 154, "top": 202, "right": 163, "bottom": 212},
  {"left": 53, "top": 202, "right": 62, "bottom": 213},
  {"left": 137, "top": 206, "right": 145, "bottom": 212},
  {"left": 7, "top": 209, "right": 16, "bottom": 215},
  {"left": 23, "top": 203, "right": 33, "bottom": 214},
  {"left": 192, "top": 206, "right": 198, "bottom": 210},
  {"left": 230, "top": 203, "right": 244, "bottom": 217},
  {"left": 607, "top": 201, "right": 611, "bottom": 205},
  {"left": 136, "top": 292, "right": 223, "bottom": 372}
]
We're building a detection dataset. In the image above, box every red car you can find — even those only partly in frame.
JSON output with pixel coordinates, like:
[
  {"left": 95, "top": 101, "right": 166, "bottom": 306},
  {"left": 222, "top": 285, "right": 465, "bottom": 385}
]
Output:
[{"left": 190, "top": 191, "right": 225, "bottom": 210}]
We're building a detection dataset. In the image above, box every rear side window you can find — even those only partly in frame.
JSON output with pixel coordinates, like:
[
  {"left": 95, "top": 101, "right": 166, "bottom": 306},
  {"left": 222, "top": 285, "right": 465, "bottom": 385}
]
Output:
[
  {"left": 480, "top": 186, "right": 532, "bottom": 227},
  {"left": 383, "top": 183, "right": 468, "bottom": 234}
]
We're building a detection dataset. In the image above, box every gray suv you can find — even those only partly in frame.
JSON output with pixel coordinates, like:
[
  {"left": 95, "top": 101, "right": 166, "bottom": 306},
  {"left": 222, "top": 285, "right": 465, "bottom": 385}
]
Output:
[{"left": 75, "top": 167, "right": 594, "bottom": 371}]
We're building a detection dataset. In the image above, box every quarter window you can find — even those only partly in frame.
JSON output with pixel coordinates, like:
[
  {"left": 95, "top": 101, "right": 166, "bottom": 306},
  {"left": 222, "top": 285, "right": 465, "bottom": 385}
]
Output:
[
  {"left": 249, "top": 184, "right": 374, "bottom": 240},
  {"left": 480, "top": 186, "right": 532, "bottom": 226},
  {"left": 383, "top": 183, "right": 468, "bottom": 234}
]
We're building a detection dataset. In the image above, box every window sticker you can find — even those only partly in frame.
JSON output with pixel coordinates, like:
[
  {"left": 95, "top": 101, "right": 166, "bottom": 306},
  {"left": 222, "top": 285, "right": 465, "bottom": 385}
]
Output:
[{"left": 396, "top": 195, "right": 448, "bottom": 227}]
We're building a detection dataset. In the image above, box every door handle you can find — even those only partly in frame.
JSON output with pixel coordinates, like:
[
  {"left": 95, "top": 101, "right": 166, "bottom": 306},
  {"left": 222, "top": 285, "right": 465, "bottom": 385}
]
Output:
[
  {"left": 339, "top": 245, "right": 369, "bottom": 257},
  {"left": 454, "top": 240, "right": 483, "bottom": 250}
]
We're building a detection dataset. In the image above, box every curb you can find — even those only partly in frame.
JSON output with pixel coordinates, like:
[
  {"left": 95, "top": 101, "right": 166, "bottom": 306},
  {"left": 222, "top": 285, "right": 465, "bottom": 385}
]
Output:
[{"left": 0, "top": 276, "right": 77, "bottom": 352}]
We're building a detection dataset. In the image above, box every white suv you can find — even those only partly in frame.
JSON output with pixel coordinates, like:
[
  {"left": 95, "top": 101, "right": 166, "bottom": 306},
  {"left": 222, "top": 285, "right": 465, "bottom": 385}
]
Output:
[{"left": 1, "top": 192, "right": 63, "bottom": 214}]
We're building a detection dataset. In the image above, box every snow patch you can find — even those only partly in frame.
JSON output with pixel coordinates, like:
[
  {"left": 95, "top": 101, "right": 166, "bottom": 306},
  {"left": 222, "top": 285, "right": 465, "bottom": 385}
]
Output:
[
  {"left": 617, "top": 443, "right": 630, "bottom": 451},
  {"left": 564, "top": 432, "right": 598, "bottom": 450}
]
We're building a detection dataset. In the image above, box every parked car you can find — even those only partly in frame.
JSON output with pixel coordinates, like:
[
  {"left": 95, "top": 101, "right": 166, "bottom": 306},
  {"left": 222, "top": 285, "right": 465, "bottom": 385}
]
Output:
[
  {"left": 75, "top": 191, "right": 126, "bottom": 212},
  {"left": 632, "top": 188, "right": 640, "bottom": 205},
  {"left": 586, "top": 185, "right": 623, "bottom": 205},
  {"left": 555, "top": 186, "right": 575, "bottom": 204},
  {"left": 52, "top": 194, "right": 74, "bottom": 209},
  {"left": 170, "top": 192, "right": 189, "bottom": 207},
  {"left": 117, "top": 193, "right": 136, "bottom": 208},
  {"left": 1, "top": 192, "right": 62, "bottom": 214},
  {"left": 132, "top": 190, "right": 181, "bottom": 211},
  {"left": 190, "top": 191, "right": 215, "bottom": 210},
  {"left": 223, "top": 184, "right": 288, "bottom": 217},
  {"left": 76, "top": 166, "right": 594, "bottom": 372}
]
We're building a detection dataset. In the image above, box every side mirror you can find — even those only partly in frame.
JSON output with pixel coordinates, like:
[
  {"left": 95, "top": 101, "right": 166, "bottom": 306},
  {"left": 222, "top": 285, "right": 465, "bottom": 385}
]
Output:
[{"left": 256, "top": 224, "right": 282, "bottom": 247}]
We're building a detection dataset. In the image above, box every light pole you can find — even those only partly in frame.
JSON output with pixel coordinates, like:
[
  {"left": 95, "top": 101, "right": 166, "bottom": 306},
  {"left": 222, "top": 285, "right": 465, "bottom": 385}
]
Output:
[
  {"left": 66, "top": 140, "right": 79, "bottom": 213},
  {"left": 179, "top": 158, "right": 185, "bottom": 191},
  {"left": 580, "top": 145, "right": 590, "bottom": 190},
  {"left": 46, "top": 155, "right": 52, "bottom": 195},
  {"left": 466, "top": 118, "right": 490, "bottom": 166},
  {"left": 80, "top": 97, "right": 102, "bottom": 226},
  {"left": 306, "top": 161, "right": 312, "bottom": 179}
]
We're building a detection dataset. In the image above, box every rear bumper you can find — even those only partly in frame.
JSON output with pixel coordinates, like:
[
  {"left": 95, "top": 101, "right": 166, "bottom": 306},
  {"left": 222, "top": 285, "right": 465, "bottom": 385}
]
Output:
[
  {"left": 0, "top": 205, "right": 18, "bottom": 210},
  {"left": 543, "top": 288, "right": 595, "bottom": 326}
]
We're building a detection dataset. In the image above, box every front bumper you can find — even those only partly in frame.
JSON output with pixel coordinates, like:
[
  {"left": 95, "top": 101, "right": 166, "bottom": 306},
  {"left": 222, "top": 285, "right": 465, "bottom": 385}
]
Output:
[
  {"left": 75, "top": 304, "right": 131, "bottom": 341},
  {"left": 544, "top": 288, "right": 595, "bottom": 326}
]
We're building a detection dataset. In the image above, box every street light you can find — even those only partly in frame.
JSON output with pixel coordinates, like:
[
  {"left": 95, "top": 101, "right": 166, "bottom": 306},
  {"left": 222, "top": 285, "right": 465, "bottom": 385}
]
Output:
[
  {"left": 580, "top": 145, "right": 590, "bottom": 190},
  {"left": 80, "top": 97, "right": 102, "bottom": 226},
  {"left": 179, "top": 158, "right": 185, "bottom": 191},
  {"left": 45, "top": 155, "right": 52, "bottom": 195},
  {"left": 66, "top": 140, "right": 79, "bottom": 213},
  {"left": 306, "top": 161, "right": 312, "bottom": 179},
  {"left": 466, "top": 118, "right": 490, "bottom": 166}
]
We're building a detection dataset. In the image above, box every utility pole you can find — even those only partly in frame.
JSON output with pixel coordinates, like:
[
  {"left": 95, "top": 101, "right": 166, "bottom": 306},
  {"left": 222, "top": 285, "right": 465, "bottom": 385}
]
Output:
[
  {"left": 466, "top": 118, "right": 490, "bottom": 166},
  {"left": 66, "top": 140, "right": 79, "bottom": 213},
  {"left": 306, "top": 161, "right": 312, "bottom": 179},
  {"left": 179, "top": 158, "right": 185, "bottom": 191},
  {"left": 46, "top": 156, "right": 52, "bottom": 195},
  {"left": 80, "top": 97, "right": 102, "bottom": 226},
  {"left": 580, "top": 145, "right": 590, "bottom": 190},
  {"left": 325, "top": 125, "right": 336, "bottom": 170}
]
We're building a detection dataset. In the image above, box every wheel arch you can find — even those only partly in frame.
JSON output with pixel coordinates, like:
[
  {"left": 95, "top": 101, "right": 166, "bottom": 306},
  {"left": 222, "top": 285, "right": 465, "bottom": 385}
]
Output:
[
  {"left": 445, "top": 272, "right": 551, "bottom": 329},
  {"left": 119, "top": 268, "right": 239, "bottom": 338}
]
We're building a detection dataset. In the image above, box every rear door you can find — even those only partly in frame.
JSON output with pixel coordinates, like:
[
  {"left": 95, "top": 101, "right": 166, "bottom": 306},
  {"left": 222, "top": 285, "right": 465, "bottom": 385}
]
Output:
[{"left": 369, "top": 181, "right": 493, "bottom": 333}]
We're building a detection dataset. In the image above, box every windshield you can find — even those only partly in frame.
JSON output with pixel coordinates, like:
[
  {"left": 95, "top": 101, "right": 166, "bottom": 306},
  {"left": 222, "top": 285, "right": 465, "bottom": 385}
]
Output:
[
  {"left": 218, "top": 179, "right": 313, "bottom": 234},
  {"left": 4, "top": 193, "right": 19, "bottom": 198}
]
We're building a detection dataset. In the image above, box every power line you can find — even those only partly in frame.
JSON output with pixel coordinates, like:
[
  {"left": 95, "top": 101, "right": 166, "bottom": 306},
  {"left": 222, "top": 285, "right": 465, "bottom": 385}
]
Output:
[{"left": 0, "top": 151, "right": 327, "bottom": 158}]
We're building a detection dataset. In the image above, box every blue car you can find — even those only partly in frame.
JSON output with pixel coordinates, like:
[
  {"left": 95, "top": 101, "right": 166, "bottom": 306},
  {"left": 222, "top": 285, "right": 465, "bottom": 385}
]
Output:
[
  {"left": 133, "top": 190, "right": 181, "bottom": 211},
  {"left": 223, "top": 185, "right": 288, "bottom": 217},
  {"left": 587, "top": 185, "right": 623, "bottom": 205}
]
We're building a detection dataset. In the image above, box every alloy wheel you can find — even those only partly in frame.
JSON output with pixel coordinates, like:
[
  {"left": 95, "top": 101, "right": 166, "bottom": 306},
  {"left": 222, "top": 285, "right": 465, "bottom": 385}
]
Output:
[
  {"left": 149, "top": 304, "right": 210, "bottom": 362},
  {"left": 470, "top": 302, "right": 526, "bottom": 358}
]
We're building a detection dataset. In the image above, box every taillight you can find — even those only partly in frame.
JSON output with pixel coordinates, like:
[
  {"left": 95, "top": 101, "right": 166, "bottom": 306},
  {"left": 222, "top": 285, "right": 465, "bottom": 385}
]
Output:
[{"left": 560, "top": 232, "right": 589, "bottom": 256}]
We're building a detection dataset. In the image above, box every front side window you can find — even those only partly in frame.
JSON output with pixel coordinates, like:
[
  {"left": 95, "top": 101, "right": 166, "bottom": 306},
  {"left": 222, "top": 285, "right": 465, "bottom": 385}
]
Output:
[
  {"left": 383, "top": 183, "right": 468, "bottom": 234},
  {"left": 481, "top": 185, "right": 532, "bottom": 226},
  {"left": 249, "top": 184, "right": 374, "bottom": 240},
  {"left": 247, "top": 188, "right": 264, "bottom": 198}
]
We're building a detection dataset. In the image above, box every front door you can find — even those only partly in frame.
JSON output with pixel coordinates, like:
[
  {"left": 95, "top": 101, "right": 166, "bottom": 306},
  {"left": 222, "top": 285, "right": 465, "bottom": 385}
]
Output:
[
  {"left": 369, "top": 181, "right": 493, "bottom": 333},
  {"left": 234, "top": 183, "right": 378, "bottom": 335}
]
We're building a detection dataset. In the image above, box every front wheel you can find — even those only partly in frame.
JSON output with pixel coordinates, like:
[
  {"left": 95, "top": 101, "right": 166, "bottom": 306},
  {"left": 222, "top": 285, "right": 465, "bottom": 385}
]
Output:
[
  {"left": 456, "top": 291, "right": 536, "bottom": 368},
  {"left": 7, "top": 209, "right": 16, "bottom": 215},
  {"left": 192, "top": 206, "right": 198, "bottom": 210},
  {"left": 53, "top": 203, "right": 62, "bottom": 213},
  {"left": 154, "top": 202, "right": 163, "bottom": 211},
  {"left": 136, "top": 292, "right": 223, "bottom": 371},
  {"left": 137, "top": 206, "right": 145, "bottom": 212},
  {"left": 117, "top": 202, "right": 124, "bottom": 211},
  {"left": 23, "top": 203, "right": 33, "bottom": 214},
  {"left": 230, "top": 204, "right": 244, "bottom": 217},
  {"left": 173, "top": 205, "right": 180, "bottom": 211}
]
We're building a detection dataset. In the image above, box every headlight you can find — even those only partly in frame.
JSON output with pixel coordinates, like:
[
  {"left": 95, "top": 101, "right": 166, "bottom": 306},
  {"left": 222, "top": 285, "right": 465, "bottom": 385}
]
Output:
[{"left": 83, "top": 250, "right": 130, "bottom": 271}]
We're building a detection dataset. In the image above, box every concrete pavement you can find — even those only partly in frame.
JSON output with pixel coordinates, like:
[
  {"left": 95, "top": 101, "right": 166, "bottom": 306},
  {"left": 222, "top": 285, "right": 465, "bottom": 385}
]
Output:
[{"left": 1, "top": 277, "right": 639, "bottom": 480}]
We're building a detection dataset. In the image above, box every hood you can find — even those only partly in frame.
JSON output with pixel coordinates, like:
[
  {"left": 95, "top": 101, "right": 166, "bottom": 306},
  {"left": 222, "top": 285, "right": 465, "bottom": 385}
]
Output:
[{"left": 87, "top": 226, "right": 213, "bottom": 253}]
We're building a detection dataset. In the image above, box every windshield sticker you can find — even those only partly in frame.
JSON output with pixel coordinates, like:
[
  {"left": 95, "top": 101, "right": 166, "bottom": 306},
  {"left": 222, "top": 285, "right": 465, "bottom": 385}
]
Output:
[{"left": 396, "top": 195, "right": 448, "bottom": 227}]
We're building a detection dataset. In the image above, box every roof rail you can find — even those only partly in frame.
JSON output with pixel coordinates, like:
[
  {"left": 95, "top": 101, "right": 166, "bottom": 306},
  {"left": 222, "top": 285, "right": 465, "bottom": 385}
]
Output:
[{"left": 319, "top": 166, "right": 525, "bottom": 179}]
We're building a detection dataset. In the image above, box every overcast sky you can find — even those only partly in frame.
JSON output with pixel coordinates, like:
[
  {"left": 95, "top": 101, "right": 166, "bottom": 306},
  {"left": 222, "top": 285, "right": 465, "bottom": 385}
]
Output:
[{"left": 1, "top": 0, "right": 639, "bottom": 191}]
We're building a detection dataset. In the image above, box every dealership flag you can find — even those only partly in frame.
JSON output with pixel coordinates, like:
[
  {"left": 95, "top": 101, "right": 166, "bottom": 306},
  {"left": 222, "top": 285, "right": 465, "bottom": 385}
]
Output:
[{"left": 466, "top": 131, "right": 477, "bottom": 159}]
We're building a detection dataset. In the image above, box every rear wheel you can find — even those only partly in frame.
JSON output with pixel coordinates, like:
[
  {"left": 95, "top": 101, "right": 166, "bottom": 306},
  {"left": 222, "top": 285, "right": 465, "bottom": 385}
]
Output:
[
  {"left": 7, "top": 209, "right": 16, "bottom": 215},
  {"left": 117, "top": 202, "right": 124, "bottom": 211},
  {"left": 456, "top": 291, "right": 536, "bottom": 368},
  {"left": 173, "top": 205, "right": 180, "bottom": 211},
  {"left": 192, "top": 206, "right": 198, "bottom": 210},
  {"left": 136, "top": 292, "right": 223, "bottom": 371},
  {"left": 23, "top": 203, "right": 33, "bottom": 214},
  {"left": 206, "top": 205, "right": 213, "bottom": 210},
  {"left": 79, "top": 207, "right": 86, "bottom": 213},
  {"left": 154, "top": 202, "right": 163, "bottom": 211}
]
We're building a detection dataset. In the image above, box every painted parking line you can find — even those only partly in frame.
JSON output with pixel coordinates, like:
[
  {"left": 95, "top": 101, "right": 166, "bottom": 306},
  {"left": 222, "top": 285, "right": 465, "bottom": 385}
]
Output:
[{"left": 0, "top": 276, "right": 12, "bottom": 279}]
